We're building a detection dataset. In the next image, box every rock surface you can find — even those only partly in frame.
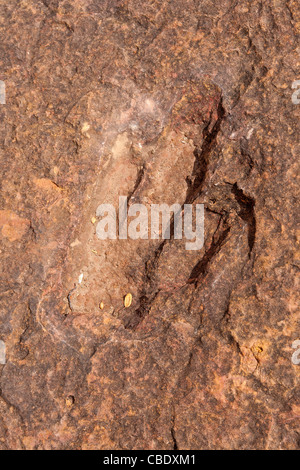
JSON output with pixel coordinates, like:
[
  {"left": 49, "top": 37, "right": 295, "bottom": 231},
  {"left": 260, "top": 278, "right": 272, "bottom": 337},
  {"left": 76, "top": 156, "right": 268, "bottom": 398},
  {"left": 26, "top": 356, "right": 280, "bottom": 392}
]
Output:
[{"left": 0, "top": 0, "right": 299, "bottom": 450}]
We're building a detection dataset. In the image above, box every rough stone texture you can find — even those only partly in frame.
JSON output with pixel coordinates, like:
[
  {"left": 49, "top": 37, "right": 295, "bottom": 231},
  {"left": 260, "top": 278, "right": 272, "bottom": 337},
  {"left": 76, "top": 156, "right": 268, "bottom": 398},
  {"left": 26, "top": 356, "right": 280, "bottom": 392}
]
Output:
[{"left": 0, "top": 0, "right": 299, "bottom": 450}]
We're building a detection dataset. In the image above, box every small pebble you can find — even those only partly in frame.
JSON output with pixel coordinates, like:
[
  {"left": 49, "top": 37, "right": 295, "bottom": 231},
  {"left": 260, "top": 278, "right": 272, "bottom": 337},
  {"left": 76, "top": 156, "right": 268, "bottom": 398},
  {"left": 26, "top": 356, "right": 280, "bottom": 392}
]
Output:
[{"left": 124, "top": 293, "right": 132, "bottom": 308}]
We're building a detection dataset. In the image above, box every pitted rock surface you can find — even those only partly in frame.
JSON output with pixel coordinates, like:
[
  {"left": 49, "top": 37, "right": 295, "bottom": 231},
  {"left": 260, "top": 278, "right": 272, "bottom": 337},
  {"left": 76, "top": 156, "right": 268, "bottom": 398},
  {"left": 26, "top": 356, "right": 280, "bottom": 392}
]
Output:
[{"left": 0, "top": 0, "right": 299, "bottom": 450}]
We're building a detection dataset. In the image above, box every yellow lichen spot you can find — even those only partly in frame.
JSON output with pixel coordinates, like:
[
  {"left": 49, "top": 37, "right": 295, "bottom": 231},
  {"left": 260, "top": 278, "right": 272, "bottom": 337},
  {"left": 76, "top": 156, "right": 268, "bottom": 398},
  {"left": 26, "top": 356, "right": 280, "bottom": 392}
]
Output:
[
  {"left": 82, "top": 122, "right": 90, "bottom": 133},
  {"left": 124, "top": 293, "right": 132, "bottom": 308},
  {"left": 100, "top": 302, "right": 104, "bottom": 310},
  {"left": 81, "top": 122, "right": 91, "bottom": 138},
  {"left": 91, "top": 217, "right": 97, "bottom": 224}
]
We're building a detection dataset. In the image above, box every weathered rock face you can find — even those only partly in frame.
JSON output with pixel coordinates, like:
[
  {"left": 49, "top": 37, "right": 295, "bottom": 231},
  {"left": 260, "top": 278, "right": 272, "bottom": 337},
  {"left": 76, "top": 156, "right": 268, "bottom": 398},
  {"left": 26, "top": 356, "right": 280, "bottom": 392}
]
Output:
[{"left": 0, "top": 0, "right": 299, "bottom": 450}]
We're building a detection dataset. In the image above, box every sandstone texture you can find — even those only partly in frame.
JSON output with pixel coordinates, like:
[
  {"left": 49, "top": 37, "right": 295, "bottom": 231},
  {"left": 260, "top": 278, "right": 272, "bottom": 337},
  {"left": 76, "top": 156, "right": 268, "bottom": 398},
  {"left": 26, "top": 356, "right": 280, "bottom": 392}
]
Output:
[{"left": 0, "top": 0, "right": 299, "bottom": 450}]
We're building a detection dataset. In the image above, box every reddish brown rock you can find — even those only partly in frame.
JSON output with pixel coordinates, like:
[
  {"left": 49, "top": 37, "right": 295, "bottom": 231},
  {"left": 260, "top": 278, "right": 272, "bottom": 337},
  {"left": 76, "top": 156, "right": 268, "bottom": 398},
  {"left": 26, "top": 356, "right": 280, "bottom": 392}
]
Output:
[{"left": 0, "top": 0, "right": 299, "bottom": 450}]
